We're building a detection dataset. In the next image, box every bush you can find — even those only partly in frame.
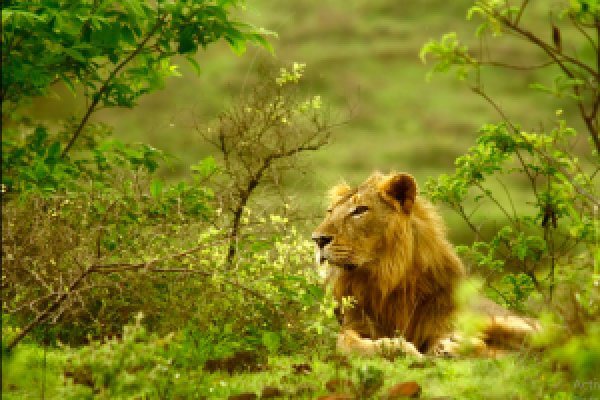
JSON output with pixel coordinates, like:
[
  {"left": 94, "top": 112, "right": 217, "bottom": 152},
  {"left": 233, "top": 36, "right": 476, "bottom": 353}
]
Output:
[
  {"left": 2, "top": 62, "right": 338, "bottom": 357},
  {"left": 421, "top": 0, "right": 599, "bottom": 379}
]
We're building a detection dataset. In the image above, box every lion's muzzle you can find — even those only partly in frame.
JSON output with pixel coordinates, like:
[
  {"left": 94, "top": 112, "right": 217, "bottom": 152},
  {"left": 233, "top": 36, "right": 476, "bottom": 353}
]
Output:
[
  {"left": 312, "top": 233, "right": 332, "bottom": 266},
  {"left": 312, "top": 234, "right": 333, "bottom": 249}
]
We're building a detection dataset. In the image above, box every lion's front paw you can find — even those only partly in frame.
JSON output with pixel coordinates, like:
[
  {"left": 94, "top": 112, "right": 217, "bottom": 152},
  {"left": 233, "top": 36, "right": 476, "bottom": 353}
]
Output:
[
  {"left": 432, "top": 336, "right": 460, "bottom": 358},
  {"left": 375, "top": 337, "right": 423, "bottom": 359}
]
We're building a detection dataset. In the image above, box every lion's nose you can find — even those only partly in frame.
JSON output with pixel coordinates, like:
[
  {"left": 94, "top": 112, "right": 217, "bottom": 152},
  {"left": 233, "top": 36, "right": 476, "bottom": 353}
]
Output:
[{"left": 312, "top": 234, "right": 333, "bottom": 249}]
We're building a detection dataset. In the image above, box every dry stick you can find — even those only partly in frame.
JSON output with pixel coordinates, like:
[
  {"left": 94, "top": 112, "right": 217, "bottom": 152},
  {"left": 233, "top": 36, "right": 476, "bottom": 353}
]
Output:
[
  {"left": 60, "top": 17, "right": 165, "bottom": 158},
  {"left": 495, "top": 177, "right": 519, "bottom": 224}
]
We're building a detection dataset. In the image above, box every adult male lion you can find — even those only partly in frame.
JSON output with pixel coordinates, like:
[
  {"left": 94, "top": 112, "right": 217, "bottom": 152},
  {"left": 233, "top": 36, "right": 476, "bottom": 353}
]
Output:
[{"left": 312, "top": 172, "right": 539, "bottom": 357}]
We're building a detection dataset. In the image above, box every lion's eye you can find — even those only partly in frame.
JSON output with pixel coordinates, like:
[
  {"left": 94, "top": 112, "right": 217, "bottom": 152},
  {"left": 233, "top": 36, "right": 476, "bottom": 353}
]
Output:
[
  {"left": 350, "top": 205, "right": 369, "bottom": 217},
  {"left": 326, "top": 208, "right": 333, "bottom": 214}
]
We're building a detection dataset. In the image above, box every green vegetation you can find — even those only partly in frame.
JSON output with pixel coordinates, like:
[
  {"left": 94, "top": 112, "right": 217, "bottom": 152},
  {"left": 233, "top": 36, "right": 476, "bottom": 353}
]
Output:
[
  {"left": 2, "top": 317, "right": 574, "bottom": 399},
  {"left": 2, "top": 0, "right": 599, "bottom": 399}
]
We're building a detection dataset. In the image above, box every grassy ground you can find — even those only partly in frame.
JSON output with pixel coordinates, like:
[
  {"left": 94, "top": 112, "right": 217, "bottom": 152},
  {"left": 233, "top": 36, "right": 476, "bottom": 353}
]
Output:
[{"left": 3, "top": 340, "right": 575, "bottom": 399}]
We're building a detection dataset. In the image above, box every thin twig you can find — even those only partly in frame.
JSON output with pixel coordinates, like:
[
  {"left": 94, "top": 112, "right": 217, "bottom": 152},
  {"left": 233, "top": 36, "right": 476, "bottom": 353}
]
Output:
[
  {"left": 514, "top": 0, "right": 529, "bottom": 26},
  {"left": 474, "top": 182, "right": 516, "bottom": 225},
  {"left": 479, "top": 60, "right": 554, "bottom": 70}
]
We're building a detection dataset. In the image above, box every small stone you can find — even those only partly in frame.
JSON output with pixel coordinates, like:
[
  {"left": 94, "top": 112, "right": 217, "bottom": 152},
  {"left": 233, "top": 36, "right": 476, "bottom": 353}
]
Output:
[
  {"left": 325, "top": 379, "right": 355, "bottom": 393},
  {"left": 292, "top": 363, "right": 312, "bottom": 374},
  {"left": 408, "top": 360, "right": 435, "bottom": 369},
  {"left": 317, "top": 394, "right": 355, "bottom": 400},
  {"left": 387, "top": 381, "right": 421, "bottom": 398},
  {"left": 261, "top": 386, "right": 284, "bottom": 398},
  {"left": 228, "top": 393, "right": 257, "bottom": 400}
]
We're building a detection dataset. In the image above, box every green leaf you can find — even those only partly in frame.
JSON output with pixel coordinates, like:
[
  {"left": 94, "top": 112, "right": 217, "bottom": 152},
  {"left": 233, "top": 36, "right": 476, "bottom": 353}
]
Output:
[
  {"left": 261, "top": 331, "right": 281, "bottom": 353},
  {"left": 191, "top": 156, "right": 217, "bottom": 176},
  {"left": 225, "top": 34, "right": 247, "bottom": 55},
  {"left": 150, "top": 179, "right": 163, "bottom": 198},
  {"left": 185, "top": 55, "right": 201, "bottom": 74},
  {"left": 46, "top": 141, "right": 62, "bottom": 162},
  {"left": 178, "top": 26, "right": 197, "bottom": 54},
  {"left": 63, "top": 47, "right": 87, "bottom": 62}
]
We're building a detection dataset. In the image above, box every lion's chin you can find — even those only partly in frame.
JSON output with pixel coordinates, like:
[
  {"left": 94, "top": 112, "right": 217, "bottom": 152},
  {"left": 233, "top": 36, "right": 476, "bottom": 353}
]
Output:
[
  {"left": 317, "top": 252, "right": 359, "bottom": 271},
  {"left": 332, "top": 262, "right": 357, "bottom": 271},
  {"left": 322, "top": 257, "right": 359, "bottom": 271}
]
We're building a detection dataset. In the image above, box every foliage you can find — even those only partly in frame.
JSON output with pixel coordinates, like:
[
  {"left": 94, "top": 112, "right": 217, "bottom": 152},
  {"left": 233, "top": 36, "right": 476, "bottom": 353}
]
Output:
[
  {"left": 2, "top": 0, "right": 338, "bottom": 357},
  {"left": 200, "top": 62, "right": 332, "bottom": 265},
  {"left": 1, "top": 0, "right": 272, "bottom": 140},
  {"left": 421, "top": 0, "right": 600, "bottom": 379},
  {"left": 2, "top": 60, "right": 336, "bottom": 354},
  {"left": 2, "top": 318, "right": 574, "bottom": 399}
]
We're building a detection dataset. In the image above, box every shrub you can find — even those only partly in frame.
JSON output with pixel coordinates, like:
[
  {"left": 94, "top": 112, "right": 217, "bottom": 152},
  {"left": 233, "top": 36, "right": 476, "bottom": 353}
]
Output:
[
  {"left": 2, "top": 63, "right": 337, "bottom": 356},
  {"left": 421, "top": 0, "right": 599, "bottom": 378}
]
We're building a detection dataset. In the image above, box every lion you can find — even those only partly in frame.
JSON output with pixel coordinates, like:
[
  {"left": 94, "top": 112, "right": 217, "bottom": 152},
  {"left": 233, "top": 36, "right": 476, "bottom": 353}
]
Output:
[{"left": 312, "top": 172, "right": 540, "bottom": 358}]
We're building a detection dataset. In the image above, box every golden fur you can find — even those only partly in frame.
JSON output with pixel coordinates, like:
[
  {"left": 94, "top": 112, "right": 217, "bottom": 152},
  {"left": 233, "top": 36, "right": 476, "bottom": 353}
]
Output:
[{"left": 312, "top": 172, "right": 539, "bottom": 357}]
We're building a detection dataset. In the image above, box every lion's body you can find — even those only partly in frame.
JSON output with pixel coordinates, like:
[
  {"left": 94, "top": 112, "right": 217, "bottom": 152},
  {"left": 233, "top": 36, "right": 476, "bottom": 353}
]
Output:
[{"left": 313, "top": 172, "right": 539, "bottom": 357}]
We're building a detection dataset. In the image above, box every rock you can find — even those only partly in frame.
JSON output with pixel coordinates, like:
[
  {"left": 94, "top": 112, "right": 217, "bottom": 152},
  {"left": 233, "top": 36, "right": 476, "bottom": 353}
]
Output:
[
  {"left": 205, "top": 351, "right": 266, "bottom": 374},
  {"left": 261, "top": 386, "right": 284, "bottom": 398},
  {"left": 291, "top": 363, "right": 312, "bottom": 374},
  {"left": 228, "top": 393, "right": 257, "bottom": 400},
  {"left": 408, "top": 360, "right": 435, "bottom": 369},
  {"left": 317, "top": 394, "right": 355, "bottom": 400},
  {"left": 386, "top": 381, "right": 421, "bottom": 398},
  {"left": 325, "top": 378, "right": 355, "bottom": 393}
]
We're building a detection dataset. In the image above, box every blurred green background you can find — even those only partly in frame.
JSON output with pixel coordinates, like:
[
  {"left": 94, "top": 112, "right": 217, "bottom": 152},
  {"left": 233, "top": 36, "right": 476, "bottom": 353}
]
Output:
[{"left": 28, "top": 0, "right": 587, "bottom": 242}]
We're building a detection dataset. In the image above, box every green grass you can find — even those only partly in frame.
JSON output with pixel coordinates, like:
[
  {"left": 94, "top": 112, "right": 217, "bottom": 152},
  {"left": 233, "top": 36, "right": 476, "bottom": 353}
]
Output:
[{"left": 2, "top": 340, "right": 577, "bottom": 399}]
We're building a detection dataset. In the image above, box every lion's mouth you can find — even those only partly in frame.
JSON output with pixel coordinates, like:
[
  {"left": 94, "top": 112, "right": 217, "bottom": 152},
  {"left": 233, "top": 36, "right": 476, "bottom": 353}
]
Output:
[
  {"left": 341, "top": 263, "right": 358, "bottom": 271},
  {"left": 315, "top": 247, "right": 358, "bottom": 271}
]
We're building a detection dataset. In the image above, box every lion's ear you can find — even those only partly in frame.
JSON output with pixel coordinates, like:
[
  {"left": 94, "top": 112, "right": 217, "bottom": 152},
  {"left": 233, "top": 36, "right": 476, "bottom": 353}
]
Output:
[
  {"left": 380, "top": 173, "right": 417, "bottom": 214},
  {"left": 328, "top": 182, "right": 352, "bottom": 205}
]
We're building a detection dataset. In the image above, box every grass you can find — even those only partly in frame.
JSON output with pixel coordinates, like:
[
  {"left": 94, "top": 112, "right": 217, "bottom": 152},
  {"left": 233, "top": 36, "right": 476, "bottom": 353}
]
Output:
[{"left": 3, "top": 337, "right": 576, "bottom": 399}]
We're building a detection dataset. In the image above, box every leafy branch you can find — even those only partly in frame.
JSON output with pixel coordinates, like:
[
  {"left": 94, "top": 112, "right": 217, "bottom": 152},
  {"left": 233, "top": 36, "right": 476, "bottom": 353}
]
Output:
[{"left": 61, "top": 17, "right": 166, "bottom": 157}]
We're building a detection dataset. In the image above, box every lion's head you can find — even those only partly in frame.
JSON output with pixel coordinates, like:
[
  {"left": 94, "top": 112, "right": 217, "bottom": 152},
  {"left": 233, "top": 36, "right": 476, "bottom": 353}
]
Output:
[
  {"left": 312, "top": 172, "right": 417, "bottom": 273},
  {"left": 312, "top": 172, "right": 464, "bottom": 315}
]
